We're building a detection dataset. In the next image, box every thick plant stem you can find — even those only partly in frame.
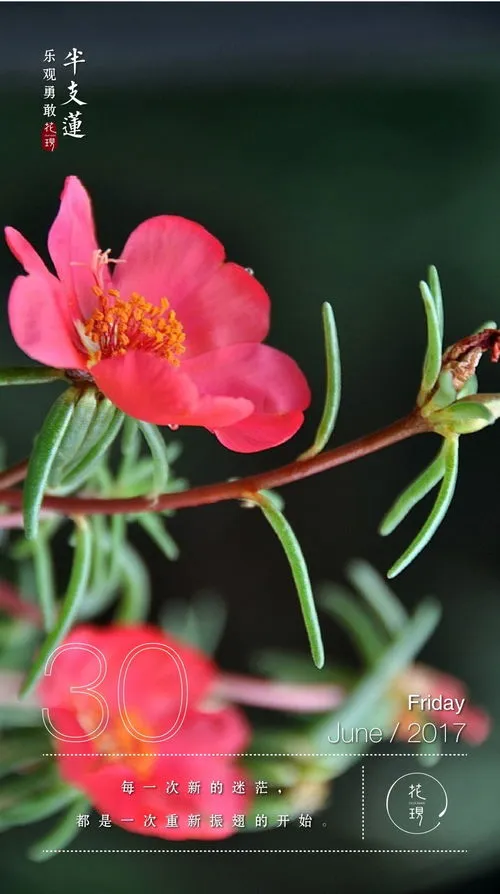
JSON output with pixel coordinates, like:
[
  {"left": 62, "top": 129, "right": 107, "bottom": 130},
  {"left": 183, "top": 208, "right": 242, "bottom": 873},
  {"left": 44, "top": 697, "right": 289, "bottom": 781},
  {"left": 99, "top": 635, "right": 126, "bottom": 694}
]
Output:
[{"left": 0, "top": 411, "right": 428, "bottom": 517}]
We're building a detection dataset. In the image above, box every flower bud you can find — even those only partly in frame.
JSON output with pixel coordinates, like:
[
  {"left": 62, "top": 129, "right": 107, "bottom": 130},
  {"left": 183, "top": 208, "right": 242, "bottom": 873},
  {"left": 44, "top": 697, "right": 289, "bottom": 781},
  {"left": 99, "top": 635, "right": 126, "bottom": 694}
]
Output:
[{"left": 427, "top": 394, "right": 500, "bottom": 436}]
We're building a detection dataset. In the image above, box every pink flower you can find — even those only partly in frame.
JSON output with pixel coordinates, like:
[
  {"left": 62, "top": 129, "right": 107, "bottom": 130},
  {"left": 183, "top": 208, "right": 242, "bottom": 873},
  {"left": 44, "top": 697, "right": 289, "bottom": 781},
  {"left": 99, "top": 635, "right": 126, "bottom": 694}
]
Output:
[
  {"left": 5, "top": 176, "right": 310, "bottom": 452},
  {"left": 396, "top": 663, "right": 491, "bottom": 745},
  {"left": 37, "top": 624, "right": 252, "bottom": 840}
]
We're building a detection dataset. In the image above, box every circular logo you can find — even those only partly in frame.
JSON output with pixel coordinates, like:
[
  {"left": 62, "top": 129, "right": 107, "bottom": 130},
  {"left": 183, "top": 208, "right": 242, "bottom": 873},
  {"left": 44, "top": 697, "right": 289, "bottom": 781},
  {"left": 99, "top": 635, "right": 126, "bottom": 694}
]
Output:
[{"left": 386, "top": 772, "right": 448, "bottom": 835}]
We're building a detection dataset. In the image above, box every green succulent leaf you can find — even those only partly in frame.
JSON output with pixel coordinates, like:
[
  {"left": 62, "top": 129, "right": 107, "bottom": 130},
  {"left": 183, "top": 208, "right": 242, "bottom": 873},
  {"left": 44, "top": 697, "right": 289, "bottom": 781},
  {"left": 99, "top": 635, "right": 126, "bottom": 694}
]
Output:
[
  {"left": 47, "top": 388, "right": 100, "bottom": 487},
  {"left": 32, "top": 530, "right": 57, "bottom": 631},
  {"left": 159, "top": 591, "right": 227, "bottom": 655},
  {"left": 76, "top": 517, "right": 120, "bottom": 621},
  {"left": 428, "top": 400, "right": 494, "bottom": 436},
  {"left": 55, "top": 405, "right": 124, "bottom": 494},
  {"left": 119, "top": 417, "right": 142, "bottom": 478},
  {"left": 20, "top": 519, "right": 93, "bottom": 696},
  {"left": 387, "top": 436, "right": 459, "bottom": 579},
  {"left": 137, "top": 422, "right": 171, "bottom": 495},
  {"left": 0, "top": 729, "right": 50, "bottom": 780},
  {"left": 319, "top": 585, "right": 387, "bottom": 666},
  {"left": 250, "top": 648, "right": 342, "bottom": 684},
  {"left": 28, "top": 794, "right": 90, "bottom": 862},
  {"left": 135, "top": 512, "right": 179, "bottom": 561},
  {"left": 23, "top": 388, "right": 77, "bottom": 539},
  {"left": 251, "top": 493, "right": 324, "bottom": 669},
  {"left": 253, "top": 488, "right": 285, "bottom": 512},
  {"left": 474, "top": 320, "right": 497, "bottom": 334},
  {"left": 0, "top": 763, "right": 80, "bottom": 832},
  {"left": 87, "top": 515, "right": 108, "bottom": 596},
  {"left": 311, "top": 596, "right": 442, "bottom": 773},
  {"left": 114, "top": 543, "right": 151, "bottom": 624},
  {"left": 417, "top": 281, "right": 443, "bottom": 405},
  {"left": 428, "top": 266, "right": 444, "bottom": 340},
  {"left": 299, "top": 301, "right": 341, "bottom": 460},
  {"left": 0, "top": 779, "right": 79, "bottom": 832},
  {"left": 345, "top": 560, "right": 408, "bottom": 635},
  {"left": 379, "top": 447, "right": 445, "bottom": 537},
  {"left": 0, "top": 367, "right": 64, "bottom": 387},
  {"left": 457, "top": 373, "right": 478, "bottom": 399},
  {"left": 423, "top": 370, "right": 457, "bottom": 414}
]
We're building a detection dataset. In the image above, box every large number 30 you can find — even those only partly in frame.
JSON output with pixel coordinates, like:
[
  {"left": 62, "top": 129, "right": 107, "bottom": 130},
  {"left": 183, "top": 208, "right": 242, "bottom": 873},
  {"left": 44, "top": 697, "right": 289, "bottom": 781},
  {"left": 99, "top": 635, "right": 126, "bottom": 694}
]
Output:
[{"left": 41, "top": 642, "right": 189, "bottom": 744}]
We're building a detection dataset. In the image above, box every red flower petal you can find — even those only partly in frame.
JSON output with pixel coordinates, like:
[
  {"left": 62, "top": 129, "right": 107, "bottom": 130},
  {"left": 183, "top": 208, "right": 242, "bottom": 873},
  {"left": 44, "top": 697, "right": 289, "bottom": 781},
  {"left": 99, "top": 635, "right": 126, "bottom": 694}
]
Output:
[
  {"left": 177, "top": 262, "right": 270, "bottom": 358},
  {"left": 184, "top": 343, "right": 311, "bottom": 414},
  {"left": 38, "top": 623, "right": 252, "bottom": 841},
  {"left": 38, "top": 624, "right": 216, "bottom": 733},
  {"left": 213, "top": 410, "right": 306, "bottom": 453},
  {"left": 91, "top": 351, "right": 253, "bottom": 428},
  {"left": 8, "top": 273, "right": 86, "bottom": 368},
  {"left": 48, "top": 176, "right": 109, "bottom": 317},
  {"left": 113, "top": 216, "right": 225, "bottom": 307},
  {"left": 5, "top": 226, "right": 50, "bottom": 276}
]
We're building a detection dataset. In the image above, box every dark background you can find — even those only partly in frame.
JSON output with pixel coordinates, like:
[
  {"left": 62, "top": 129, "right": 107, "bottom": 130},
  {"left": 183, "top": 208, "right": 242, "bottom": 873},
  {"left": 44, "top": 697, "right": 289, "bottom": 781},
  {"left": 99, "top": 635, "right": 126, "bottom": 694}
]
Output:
[{"left": 1, "top": 3, "right": 500, "bottom": 892}]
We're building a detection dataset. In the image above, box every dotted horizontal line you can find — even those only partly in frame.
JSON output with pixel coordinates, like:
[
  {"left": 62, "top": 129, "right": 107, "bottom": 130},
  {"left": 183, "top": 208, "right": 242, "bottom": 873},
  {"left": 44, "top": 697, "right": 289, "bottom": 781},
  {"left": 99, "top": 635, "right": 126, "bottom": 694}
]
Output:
[
  {"left": 41, "top": 753, "right": 469, "bottom": 759},
  {"left": 41, "top": 849, "right": 469, "bottom": 855}
]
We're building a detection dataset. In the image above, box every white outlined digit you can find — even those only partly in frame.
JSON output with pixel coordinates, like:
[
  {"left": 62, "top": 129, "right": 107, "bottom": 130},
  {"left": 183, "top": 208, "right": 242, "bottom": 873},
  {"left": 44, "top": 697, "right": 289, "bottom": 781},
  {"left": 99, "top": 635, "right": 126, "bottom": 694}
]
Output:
[
  {"left": 41, "top": 643, "right": 109, "bottom": 742},
  {"left": 117, "top": 642, "right": 188, "bottom": 742}
]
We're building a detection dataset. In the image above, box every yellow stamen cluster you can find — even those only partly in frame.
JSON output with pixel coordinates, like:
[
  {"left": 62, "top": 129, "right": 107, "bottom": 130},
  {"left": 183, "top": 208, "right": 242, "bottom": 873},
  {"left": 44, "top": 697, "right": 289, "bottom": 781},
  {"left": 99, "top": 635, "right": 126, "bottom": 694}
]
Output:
[
  {"left": 83, "top": 287, "right": 186, "bottom": 367},
  {"left": 78, "top": 706, "right": 156, "bottom": 778}
]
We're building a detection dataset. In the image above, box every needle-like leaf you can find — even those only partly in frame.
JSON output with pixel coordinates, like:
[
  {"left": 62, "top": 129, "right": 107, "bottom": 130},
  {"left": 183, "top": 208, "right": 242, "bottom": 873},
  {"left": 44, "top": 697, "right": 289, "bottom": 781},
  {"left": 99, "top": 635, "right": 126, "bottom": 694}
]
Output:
[
  {"left": 137, "top": 422, "right": 171, "bottom": 495},
  {"left": 114, "top": 543, "right": 151, "bottom": 624},
  {"left": 387, "top": 436, "right": 459, "bottom": 579},
  {"left": 319, "top": 585, "right": 387, "bottom": 665},
  {"left": 47, "top": 388, "right": 99, "bottom": 487},
  {"left": 428, "top": 266, "right": 444, "bottom": 339},
  {"left": 23, "top": 389, "right": 76, "bottom": 540},
  {"left": 0, "top": 368, "right": 64, "bottom": 387},
  {"left": 299, "top": 302, "right": 341, "bottom": 460},
  {"left": 250, "top": 493, "right": 324, "bottom": 669},
  {"left": 312, "top": 597, "right": 442, "bottom": 759},
  {"left": 32, "top": 531, "right": 57, "bottom": 631},
  {"left": 379, "top": 447, "right": 446, "bottom": 537},
  {"left": 20, "top": 519, "right": 93, "bottom": 696},
  {"left": 136, "top": 513, "right": 179, "bottom": 561},
  {"left": 417, "top": 281, "right": 443, "bottom": 405},
  {"left": 28, "top": 793, "right": 90, "bottom": 862},
  {"left": 345, "top": 559, "right": 408, "bottom": 635},
  {"left": 119, "top": 417, "right": 141, "bottom": 479},
  {"left": 55, "top": 405, "right": 124, "bottom": 494}
]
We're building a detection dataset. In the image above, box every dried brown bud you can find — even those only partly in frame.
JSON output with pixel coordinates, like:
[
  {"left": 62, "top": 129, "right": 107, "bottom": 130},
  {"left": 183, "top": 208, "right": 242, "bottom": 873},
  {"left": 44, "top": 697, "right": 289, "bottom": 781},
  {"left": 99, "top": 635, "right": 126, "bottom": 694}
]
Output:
[{"left": 441, "top": 328, "right": 500, "bottom": 393}]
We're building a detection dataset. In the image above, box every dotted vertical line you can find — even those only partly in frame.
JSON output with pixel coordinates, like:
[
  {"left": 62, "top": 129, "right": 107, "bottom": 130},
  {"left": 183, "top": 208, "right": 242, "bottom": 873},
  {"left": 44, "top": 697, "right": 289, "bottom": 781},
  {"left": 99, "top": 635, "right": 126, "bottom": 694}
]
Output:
[{"left": 361, "top": 764, "right": 365, "bottom": 840}]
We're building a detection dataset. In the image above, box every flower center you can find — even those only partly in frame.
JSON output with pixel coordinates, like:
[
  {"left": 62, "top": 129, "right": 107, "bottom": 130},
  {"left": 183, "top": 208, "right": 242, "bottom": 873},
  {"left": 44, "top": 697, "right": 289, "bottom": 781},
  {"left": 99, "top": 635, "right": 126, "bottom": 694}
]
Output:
[
  {"left": 78, "top": 703, "right": 157, "bottom": 778},
  {"left": 80, "top": 286, "right": 186, "bottom": 368}
]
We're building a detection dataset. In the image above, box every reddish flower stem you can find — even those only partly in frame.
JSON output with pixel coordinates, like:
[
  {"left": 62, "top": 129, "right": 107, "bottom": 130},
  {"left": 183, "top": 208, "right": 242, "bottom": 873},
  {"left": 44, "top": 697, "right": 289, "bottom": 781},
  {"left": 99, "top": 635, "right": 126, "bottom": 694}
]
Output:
[
  {"left": 215, "top": 673, "right": 344, "bottom": 713},
  {"left": 0, "top": 411, "right": 428, "bottom": 517},
  {"left": 0, "top": 458, "right": 29, "bottom": 490}
]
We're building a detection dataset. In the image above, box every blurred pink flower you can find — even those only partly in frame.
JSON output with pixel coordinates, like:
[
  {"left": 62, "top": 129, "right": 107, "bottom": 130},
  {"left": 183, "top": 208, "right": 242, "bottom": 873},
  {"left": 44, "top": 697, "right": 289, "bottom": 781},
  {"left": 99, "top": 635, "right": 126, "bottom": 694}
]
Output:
[
  {"left": 5, "top": 176, "right": 310, "bottom": 452},
  {"left": 37, "top": 624, "right": 252, "bottom": 840}
]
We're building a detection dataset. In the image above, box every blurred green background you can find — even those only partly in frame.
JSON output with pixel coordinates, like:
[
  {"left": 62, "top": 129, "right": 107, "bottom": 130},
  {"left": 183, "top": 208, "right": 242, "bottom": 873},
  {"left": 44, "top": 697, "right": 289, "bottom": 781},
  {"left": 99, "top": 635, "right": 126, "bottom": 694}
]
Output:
[{"left": 1, "top": 3, "right": 500, "bottom": 892}]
